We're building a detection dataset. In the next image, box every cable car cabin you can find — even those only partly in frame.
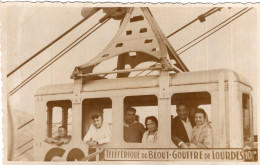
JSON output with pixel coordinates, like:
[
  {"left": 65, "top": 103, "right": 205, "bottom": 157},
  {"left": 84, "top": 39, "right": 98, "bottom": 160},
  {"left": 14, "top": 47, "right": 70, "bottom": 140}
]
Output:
[{"left": 34, "top": 69, "right": 254, "bottom": 161}]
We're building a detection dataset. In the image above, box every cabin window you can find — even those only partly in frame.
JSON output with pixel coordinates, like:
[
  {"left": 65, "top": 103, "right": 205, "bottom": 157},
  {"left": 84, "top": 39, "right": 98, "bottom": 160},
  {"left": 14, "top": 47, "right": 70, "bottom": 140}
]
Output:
[
  {"left": 123, "top": 95, "right": 158, "bottom": 143},
  {"left": 242, "top": 93, "right": 252, "bottom": 146},
  {"left": 171, "top": 92, "right": 212, "bottom": 148},
  {"left": 81, "top": 98, "right": 112, "bottom": 161},
  {"left": 46, "top": 100, "right": 72, "bottom": 138},
  {"left": 81, "top": 98, "right": 112, "bottom": 141}
]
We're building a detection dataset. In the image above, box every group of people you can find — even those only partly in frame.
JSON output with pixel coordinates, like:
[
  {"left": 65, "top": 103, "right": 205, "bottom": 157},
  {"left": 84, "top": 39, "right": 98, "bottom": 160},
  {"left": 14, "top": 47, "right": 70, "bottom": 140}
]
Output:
[
  {"left": 123, "top": 105, "right": 213, "bottom": 148},
  {"left": 123, "top": 107, "right": 158, "bottom": 144},
  {"left": 171, "top": 104, "right": 213, "bottom": 148},
  {"left": 45, "top": 103, "right": 213, "bottom": 148}
]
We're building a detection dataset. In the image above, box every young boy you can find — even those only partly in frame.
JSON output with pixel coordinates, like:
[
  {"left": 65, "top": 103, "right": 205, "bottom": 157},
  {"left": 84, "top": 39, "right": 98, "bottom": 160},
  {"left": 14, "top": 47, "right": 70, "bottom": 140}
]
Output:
[{"left": 45, "top": 126, "right": 71, "bottom": 146}]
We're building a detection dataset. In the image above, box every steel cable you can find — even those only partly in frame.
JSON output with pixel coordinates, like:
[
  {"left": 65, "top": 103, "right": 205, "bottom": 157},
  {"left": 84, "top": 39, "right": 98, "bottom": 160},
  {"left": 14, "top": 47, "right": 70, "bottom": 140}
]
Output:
[
  {"left": 166, "top": 7, "right": 222, "bottom": 38},
  {"left": 9, "top": 18, "right": 110, "bottom": 96},
  {"left": 7, "top": 17, "right": 89, "bottom": 77},
  {"left": 177, "top": 8, "right": 253, "bottom": 55},
  {"left": 176, "top": 7, "right": 249, "bottom": 52},
  {"left": 144, "top": 8, "right": 252, "bottom": 77}
]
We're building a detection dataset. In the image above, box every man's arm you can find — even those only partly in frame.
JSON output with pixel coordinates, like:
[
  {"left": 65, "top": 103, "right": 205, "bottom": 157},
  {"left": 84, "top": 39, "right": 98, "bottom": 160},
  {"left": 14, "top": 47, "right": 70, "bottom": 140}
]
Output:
[
  {"left": 171, "top": 119, "right": 187, "bottom": 148},
  {"left": 62, "top": 136, "right": 72, "bottom": 144},
  {"left": 56, "top": 141, "right": 64, "bottom": 146},
  {"left": 83, "top": 125, "right": 93, "bottom": 143},
  {"left": 45, "top": 137, "right": 59, "bottom": 144}
]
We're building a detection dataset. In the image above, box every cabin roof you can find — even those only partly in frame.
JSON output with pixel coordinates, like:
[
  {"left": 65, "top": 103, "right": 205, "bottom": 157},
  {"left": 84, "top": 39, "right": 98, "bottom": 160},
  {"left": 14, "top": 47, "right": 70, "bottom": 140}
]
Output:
[{"left": 35, "top": 69, "right": 250, "bottom": 96}]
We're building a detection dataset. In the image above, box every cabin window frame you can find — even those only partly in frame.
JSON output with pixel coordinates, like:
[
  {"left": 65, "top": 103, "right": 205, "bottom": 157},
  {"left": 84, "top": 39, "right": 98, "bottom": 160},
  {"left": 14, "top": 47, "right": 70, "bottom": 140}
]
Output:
[
  {"left": 170, "top": 91, "right": 212, "bottom": 146},
  {"left": 81, "top": 97, "right": 113, "bottom": 141},
  {"left": 122, "top": 94, "right": 159, "bottom": 144},
  {"left": 46, "top": 100, "right": 72, "bottom": 138}
]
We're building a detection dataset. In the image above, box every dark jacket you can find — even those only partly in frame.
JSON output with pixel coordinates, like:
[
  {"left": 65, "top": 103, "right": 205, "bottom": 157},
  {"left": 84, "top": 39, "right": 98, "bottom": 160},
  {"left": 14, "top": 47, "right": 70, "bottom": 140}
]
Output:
[
  {"left": 171, "top": 115, "right": 195, "bottom": 147},
  {"left": 124, "top": 122, "right": 145, "bottom": 143}
]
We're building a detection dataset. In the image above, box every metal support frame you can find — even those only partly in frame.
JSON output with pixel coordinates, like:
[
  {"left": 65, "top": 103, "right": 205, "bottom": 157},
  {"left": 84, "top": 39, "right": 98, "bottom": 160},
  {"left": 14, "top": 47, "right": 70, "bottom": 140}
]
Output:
[
  {"left": 62, "top": 107, "right": 68, "bottom": 130},
  {"left": 77, "top": 66, "right": 162, "bottom": 77},
  {"left": 71, "top": 78, "right": 83, "bottom": 142},
  {"left": 47, "top": 105, "right": 53, "bottom": 138},
  {"left": 218, "top": 72, "right": 226, "bottom": 147},
  {"left": 158, "top": 70, "right": 171, "bottom": 147},
  {"left": 72, "top": 7, "right": 188, "bottom": 80}
]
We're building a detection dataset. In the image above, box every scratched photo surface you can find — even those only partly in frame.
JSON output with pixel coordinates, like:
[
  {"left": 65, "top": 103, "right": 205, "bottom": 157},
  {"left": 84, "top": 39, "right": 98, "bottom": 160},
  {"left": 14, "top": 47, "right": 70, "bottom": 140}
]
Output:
[{"left": 1, "top": 3, "right": 259, "bottom": 163}]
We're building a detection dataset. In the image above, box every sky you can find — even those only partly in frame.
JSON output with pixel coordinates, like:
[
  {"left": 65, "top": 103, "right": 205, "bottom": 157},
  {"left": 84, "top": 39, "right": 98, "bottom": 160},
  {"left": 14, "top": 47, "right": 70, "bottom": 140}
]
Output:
[{"left": 3, "top": 4, "right": 259, "bottom": 132}]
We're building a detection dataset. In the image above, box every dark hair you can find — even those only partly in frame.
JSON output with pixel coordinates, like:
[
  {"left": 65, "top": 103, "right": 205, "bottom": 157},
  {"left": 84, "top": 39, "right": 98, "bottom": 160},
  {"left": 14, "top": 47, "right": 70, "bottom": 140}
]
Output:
[
  {"left": 125, "top": 107, "right": 136, "bottom": 114},
  {"left": 194, "top": 108, "right": 207, "bottom": 118},
  {"left": 91, "top": 112, "right": 102, "bottom": 120},
  {"left": 144, "top": 116, "right": 158, "bottom": 130}
]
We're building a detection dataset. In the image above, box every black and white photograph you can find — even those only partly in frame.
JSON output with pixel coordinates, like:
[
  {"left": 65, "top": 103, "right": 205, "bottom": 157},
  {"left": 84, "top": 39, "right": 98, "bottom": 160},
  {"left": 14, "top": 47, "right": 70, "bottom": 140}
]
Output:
[{"left": 1, "top": 2, "right": 259, "bottom": 163}]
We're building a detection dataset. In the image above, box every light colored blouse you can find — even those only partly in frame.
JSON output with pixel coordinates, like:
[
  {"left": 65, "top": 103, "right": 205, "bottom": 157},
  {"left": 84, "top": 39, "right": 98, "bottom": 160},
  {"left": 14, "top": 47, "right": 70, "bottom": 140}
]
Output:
[
  {"left": 191, "top": 122, "right": 213, "bottom": 148},
  {"left": 142, "top": 130, "right": 158, "bottom": 144}
]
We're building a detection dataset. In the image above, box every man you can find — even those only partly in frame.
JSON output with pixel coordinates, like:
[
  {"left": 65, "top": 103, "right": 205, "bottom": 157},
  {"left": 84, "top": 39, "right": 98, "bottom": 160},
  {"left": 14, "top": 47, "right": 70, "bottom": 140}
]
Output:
[
  {"left": 124, "top": 107, "right": 145, "bottom": 143},
  {"left": 45, "top": 126, "right": 71, "bottom": 146},
  {"left": 171, "top": 104, "right": 195, "bottom": 148},
  {"left": 83, "top": 112, "right": 112, "bottom": 147}
]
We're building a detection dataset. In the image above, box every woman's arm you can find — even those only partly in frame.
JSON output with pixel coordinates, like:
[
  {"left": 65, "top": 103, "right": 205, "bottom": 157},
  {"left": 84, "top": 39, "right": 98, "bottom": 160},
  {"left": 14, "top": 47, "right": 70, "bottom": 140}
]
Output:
[
  {"left": 201, "top": 126, "right": 213, "bottom": 148},
  {"left": 196, "top": 142, "right": 209, "bottom": 148}
]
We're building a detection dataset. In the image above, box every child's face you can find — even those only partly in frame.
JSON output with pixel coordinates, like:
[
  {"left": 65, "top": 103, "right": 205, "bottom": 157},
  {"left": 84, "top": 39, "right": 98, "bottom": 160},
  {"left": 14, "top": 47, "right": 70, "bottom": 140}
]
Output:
[{"left": 58, "top": 127, "right": 67, "bottom": 137}]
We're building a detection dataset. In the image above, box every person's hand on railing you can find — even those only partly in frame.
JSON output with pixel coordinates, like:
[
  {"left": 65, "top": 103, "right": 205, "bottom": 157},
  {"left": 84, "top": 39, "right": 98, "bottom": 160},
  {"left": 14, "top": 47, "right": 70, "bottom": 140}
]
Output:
[{"left": 86, "top": 140, "right": 98, "bottom": 147}]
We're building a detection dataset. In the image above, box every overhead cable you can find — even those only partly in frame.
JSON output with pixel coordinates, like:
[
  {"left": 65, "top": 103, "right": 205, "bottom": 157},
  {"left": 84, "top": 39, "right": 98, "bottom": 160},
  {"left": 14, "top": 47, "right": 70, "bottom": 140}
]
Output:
[
  {"left": 8, "top": 18, "right": 110, "bottom": 97},
  {"left": 177, "top": 8, "right": 253, "bottom": 55},
  {"left": 7, "top": 17, "right": 89, "bottom": 78},
  {"left": 144, "top": 8, "right": 252, "bottom": 77},
  {"left": 133, "top": 8, "right": 223, "bottom": 77},
  {"left": 166, "top": 7, "right": 222, "bottom": 38},
  {"left": 107, "top": 8, "right": 222, "bottom": 78},
  {"left": 176, "top": 7, "right": 249, "bottom": 52}
]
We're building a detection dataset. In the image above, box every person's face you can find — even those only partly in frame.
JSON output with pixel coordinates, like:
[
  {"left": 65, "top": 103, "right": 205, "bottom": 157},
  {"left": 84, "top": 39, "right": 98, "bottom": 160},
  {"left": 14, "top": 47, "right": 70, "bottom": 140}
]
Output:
[
  {"left": 58, "top": 127, "right": 67, "bottom": 137},
  {"left": 126, "top": 111, "right": 135, "bottom": 123},
  {"left": 93, "top": 116, "right": 102, "bottom": 128},
  {"left": 176, "top": 105, "right": 188, "bottom": 120},
  {"left": 146, "top": 119, "right": 157, "bottom": 133},
  {"left": 195, "top": 113, "right": 205, "bottom": 126}
]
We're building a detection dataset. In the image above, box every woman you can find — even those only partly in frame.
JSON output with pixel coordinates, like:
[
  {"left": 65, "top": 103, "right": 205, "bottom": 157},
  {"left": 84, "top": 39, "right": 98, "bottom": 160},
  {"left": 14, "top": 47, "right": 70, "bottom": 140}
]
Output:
[
  {"left": 142, "top": 116, "right": 158, "bottom": 144},
  {"left": 189, "top": 108, "right": 213, "bottom": 148}
]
